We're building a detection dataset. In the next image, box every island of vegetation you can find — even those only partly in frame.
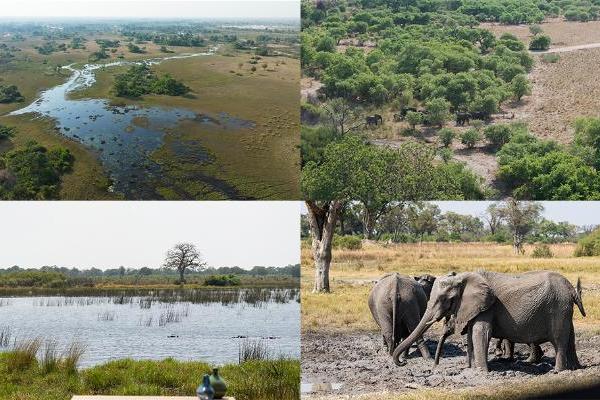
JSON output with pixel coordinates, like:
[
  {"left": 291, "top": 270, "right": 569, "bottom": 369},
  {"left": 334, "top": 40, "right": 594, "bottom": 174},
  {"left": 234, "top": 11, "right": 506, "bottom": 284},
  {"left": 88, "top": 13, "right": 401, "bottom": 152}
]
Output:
[{"left": 114, "top": 63, "right": 190, "bottom": 98}]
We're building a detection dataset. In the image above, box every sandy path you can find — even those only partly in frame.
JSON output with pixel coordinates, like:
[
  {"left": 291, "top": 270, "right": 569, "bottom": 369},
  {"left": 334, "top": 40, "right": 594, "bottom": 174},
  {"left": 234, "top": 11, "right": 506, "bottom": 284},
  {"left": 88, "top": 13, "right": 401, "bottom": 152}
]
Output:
[
  {"left": 302, "top": 330, "right": 600, "bottom": 398},
  {"left": 534, "top": 42, "right": 600, "bottom": 54}
]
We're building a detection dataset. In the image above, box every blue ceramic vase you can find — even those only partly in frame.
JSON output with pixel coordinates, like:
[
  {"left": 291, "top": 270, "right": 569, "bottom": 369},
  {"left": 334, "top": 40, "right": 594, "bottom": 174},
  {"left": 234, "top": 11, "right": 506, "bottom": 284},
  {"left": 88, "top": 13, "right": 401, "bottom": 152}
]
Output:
[{"left": 197, "top": 374, "right": 215, "bottom": 400}]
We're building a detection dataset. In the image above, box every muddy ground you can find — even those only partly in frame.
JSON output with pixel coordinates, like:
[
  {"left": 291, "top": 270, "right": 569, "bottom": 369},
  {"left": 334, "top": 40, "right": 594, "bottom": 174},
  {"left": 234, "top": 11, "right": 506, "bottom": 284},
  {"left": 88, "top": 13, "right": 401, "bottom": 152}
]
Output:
[{"left": 302, "top": 328, "right": 600, "bottom": 397}]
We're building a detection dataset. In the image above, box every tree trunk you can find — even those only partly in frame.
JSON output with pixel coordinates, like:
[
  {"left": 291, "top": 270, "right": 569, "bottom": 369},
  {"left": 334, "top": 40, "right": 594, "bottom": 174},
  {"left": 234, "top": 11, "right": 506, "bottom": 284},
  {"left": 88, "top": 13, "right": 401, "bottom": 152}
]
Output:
[
  {"left": 179, "top": 268, "right": 185, "bottom": 284},
  {"left": 306, "top": 200, "right": 342, "bottom": 293},
  {"left": 362, "top": 208, "right": 374, "bottom": 240}
]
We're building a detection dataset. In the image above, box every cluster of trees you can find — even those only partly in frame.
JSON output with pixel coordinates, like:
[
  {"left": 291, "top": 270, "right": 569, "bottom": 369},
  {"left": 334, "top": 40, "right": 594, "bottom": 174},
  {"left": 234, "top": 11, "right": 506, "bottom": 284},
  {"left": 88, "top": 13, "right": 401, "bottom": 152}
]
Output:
[
  {"left": 303, "top": 201, "right": 581, "bottom": 245},
  {"left": 35, "top": 41, "right": 67, "bottom": 55},
  {"left": 303, "top": 9, "right": 533, "bottom": 112},
  {"left": 0, "top": 264, "right": 300, "bottom": 289},
  {"left": 0, "top": 140, "right": 74, "bottom": 200},
  {"left": 0, "top": 85, "right": 23, "bottom": 103},
  {"left": 113, "top": 64, "right": 190, "bottom": 98},
  {"left": 0, "top": 43, "right": 19, "bottom": 65},
  {"left": 494, "top": 121, "right": 600, "bottom": 199},
  {"left": 127, "top": 43, "right": 146, "bottom": 54},
  {"left": 304, "top": 199, "right": 592, "bottom": 292}
]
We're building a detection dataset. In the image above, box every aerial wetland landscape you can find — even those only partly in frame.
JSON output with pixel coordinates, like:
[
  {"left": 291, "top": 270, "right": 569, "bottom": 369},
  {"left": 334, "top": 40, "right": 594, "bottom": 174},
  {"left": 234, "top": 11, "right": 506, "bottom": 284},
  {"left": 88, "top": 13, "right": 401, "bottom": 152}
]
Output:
[
  {"left": 0, "top": 18, "right": 300, "bottom": 200},
  {"left": 301, "top": 0, "right": 600, "bottom": 201}
]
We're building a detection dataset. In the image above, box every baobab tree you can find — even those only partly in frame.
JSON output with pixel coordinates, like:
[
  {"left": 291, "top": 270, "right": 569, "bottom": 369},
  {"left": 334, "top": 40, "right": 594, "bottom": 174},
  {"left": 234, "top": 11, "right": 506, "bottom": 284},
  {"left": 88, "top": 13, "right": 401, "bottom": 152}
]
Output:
[{"left": 163, "top": 243, "right": 206, "bottom": 284}]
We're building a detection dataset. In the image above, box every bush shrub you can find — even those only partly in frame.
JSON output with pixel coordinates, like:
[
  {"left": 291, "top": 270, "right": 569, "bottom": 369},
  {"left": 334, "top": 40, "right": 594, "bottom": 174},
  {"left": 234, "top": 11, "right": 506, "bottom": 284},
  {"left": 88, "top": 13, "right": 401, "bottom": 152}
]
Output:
[
  {"left": 484, "top": 124, "right": 512, "bottom": 149},
  {"left": 460, "top": 129, "right": 481, "bottom": 149},
  {"left": 438, "top": 128, "right": 455, "bottom": 147},
  {"left": 333, "top": 235, "right": 362, "bottom": 250},
  {"left": 204, "top": 274, "right": 241, "bottom": 286},
  {"left": 529, "top": 35, "right": 551, "bottom": 51},
  {"left": 574, "top": 229, "right": 600, "bottom": 256},
  {"left": 531, "top": 244, "right": 553, "bottom": 258}
]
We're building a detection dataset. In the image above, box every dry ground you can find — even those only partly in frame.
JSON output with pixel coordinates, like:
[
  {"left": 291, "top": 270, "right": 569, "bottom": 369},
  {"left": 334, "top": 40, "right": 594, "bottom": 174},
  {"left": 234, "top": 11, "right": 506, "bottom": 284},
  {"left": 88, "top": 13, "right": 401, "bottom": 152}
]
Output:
[
  {"left": 301, "top": 241, "right": 600, "bottom": 399},
  {"left": 483, "top": 18, "right": 600, "bottom": 47}
]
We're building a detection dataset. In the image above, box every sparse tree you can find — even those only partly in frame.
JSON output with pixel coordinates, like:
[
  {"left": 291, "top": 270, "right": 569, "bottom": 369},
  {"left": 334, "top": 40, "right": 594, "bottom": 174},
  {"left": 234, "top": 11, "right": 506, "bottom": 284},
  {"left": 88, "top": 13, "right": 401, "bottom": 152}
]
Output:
[
  {"left": 483, "top": 203, "right": 503, "bottom": 235},
  {"left": 163, "top": 243, "right": 206, "bottom": 284},
  {"left": 498, "top": 199, "right": 543, "bottom": 254},
  {"left": 321, "top": 98, "right": 359, "bottom": 136},
  {"left": 529, "top": 25, "right": 543, "bottom": 36},
  {"left": 510, "top": 74, "right": 531, "bottom": 101},
  {"left": 425, "top": 98, "right": 450, "bottom": 127},
  {"left": 405, "top": 111, "right": 423, "bottom": 130}
]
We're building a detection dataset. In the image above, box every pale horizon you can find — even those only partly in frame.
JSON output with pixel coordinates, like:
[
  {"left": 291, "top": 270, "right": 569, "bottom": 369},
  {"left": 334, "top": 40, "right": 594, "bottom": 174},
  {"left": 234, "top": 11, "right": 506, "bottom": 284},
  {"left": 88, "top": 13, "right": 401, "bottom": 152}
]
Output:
[
  {"left": 0, "top": 1, "right": 299, "bottom": 20},
  {"left": 0, "top": 202, "right": 301, "bottom": 270}
]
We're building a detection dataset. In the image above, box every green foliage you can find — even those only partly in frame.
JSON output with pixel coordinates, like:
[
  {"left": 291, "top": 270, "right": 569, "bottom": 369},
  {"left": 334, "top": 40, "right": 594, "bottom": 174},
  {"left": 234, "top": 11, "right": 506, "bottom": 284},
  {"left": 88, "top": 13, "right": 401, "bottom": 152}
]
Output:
[
  {"left": 510, "top": 74, "right": 531, "bottom": 101},
  {"left": 497, "top": 131, "right": 600, "bottom": 200},
  {"left": 127, "top": 43, "right": 145, "bottom": 53},
  {"left": 484, "top": 124, "right": 512, "bottom": 149},
  {"left": 438, "top": 128, "right": 455, "bottom": 147},
  {"left": 114, "top": 64, "right": 189, "bottom": 98},
  {"left": 35, "top": 41, "right": 66, "bottom": 55},
  {"left": 0, "top": 141, "right": 74, "bottom": 200},
  {"left": 0, "top": 125, "right": 17, "bottom": 140},
  {"left": 529, "top": 35, "right": 551, "bottom": 51},
  {"left": 0, "top": 84, "right": 24, "bottom": 103},
  {"left": 531, "top": 244, "right": 553, "bottom": 258},
  {"left": 302, "top": 134, "right": 484, "bottom": 201},
  {"left": 575, "top": 228, "right": 600, "bottom": 256},
  {"left": 529, "top": 25, "right": 543, "bottom": 36},
  {"left": 405, "top": 111, "right": 423, "bottom": 128},
  {"left": 439, "top": 147, "right": 453, "bottom": 163},
  {"left": 460, "top": 128, "right": 481, "bottom": 148},
  {"left": 425, "top": 98, "right": 450, "bottom": 127},
  {"left": 0, "top": 271, "right": 69, "bottom": 288},
  {"left": 333, "top": 235, "right": 362, "bottom": 250},
  {"left": 204, "top": 274, "right": 241, "bottom": 286},
  {"left": 0, "top": 350, "right": 299, "bottom": 400},
  {"left": 300, "top": 125, "right": 337, "bottom": 167}
]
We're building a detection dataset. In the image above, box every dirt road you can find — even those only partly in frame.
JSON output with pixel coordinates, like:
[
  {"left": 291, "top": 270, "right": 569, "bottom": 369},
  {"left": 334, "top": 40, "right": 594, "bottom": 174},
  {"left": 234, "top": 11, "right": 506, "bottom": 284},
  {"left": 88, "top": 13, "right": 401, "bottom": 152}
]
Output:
[
  {"left": 535, "top": 42, "right": 600, "bottom": 54},
  {"left": 302, "top": 329, "right": 600, "bottom": 398}
]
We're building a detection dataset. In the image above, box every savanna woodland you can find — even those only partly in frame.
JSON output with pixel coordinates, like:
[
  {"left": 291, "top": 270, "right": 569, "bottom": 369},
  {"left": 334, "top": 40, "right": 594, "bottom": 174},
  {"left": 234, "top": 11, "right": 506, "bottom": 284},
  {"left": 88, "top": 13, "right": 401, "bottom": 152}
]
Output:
[{"left": 301, "top": 0, "right": 600, "bottom": 202}]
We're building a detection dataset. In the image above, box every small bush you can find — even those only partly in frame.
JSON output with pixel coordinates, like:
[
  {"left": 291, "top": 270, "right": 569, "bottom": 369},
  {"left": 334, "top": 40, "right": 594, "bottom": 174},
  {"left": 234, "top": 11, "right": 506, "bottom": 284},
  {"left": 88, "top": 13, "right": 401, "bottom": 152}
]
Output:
[
  {"left": 531, "top": 244, "right": 553, "bottom": 258},
  {"left": 438, "top": 128, "right": 455, "bottom": 147},
  {"left": 439, "top": 147, "right": 453, "bottom": 163},
  {"left": 529, "top": 35, "right": 551, "bottom": 51},
  {"left": 204, "top": 274, "right": 241, "bottom": 286},
  {"left": 333, "top": 235, "right": 362, "bottom": 250},
  {"left": 460, "top": 129, "right": 481, "bottom": 149},
  {"left": 575, "top": 229, "right": 600, "bottom": 256},
  {"left": 484, "top": 124, "right": 512, "bottom": 149}
]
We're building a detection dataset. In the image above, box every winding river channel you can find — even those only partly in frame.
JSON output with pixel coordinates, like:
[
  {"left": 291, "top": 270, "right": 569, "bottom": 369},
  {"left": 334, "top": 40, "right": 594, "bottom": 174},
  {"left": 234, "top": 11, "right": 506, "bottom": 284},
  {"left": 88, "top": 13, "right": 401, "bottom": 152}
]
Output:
[{"left": 9, "top": 49, "right": 254, "bottom": 199}]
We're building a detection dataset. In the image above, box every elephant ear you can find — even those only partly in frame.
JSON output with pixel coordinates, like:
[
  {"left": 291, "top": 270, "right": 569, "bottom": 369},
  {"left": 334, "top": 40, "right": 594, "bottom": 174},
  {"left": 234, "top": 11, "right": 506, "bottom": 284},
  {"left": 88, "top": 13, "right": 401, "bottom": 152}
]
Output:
[{"left": 454, "top": 273, "right": 495, "bottom": 335}]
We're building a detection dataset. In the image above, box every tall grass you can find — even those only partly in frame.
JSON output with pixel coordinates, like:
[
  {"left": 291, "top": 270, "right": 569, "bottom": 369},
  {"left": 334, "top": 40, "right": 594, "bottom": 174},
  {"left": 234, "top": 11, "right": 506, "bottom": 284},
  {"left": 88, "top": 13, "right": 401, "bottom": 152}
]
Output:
[
  {"left": 41, "top": 339, "right": 59, "bottom": 373},
  {"left": 7, "top": 338, "right": 42, "bottom": 371},
  {"left": 62, "top": 342, "right": 86, "bottom": 373},
  {"left": 239, "top": 339, "right": 270, "bottom": 363},
  {"left": 0, "top": 325, "right": 11, "bottom": 347}
]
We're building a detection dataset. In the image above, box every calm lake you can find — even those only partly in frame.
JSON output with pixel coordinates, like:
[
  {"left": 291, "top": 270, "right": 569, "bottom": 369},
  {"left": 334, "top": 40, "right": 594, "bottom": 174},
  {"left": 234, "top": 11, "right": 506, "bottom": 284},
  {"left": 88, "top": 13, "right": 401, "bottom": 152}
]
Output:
[
  {"left": 0, "top": 288, "right": 299, "bottom": 368},
  {"left": 9, "top": 51, "right": 254, "bottom": 199}
]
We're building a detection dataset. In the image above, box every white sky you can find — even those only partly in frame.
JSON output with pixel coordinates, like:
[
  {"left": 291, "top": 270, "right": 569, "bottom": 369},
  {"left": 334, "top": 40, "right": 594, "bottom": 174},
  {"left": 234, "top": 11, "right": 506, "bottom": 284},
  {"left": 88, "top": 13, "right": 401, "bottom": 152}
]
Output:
[
  {"left": 0, "top": 1, "right": 298, "bottom": 19},
  {"left": 300, "top": 202, "right": 600, "bottom": 226},
  {"left": 0, "top": 201, "right": 301, "bottom": 270}
]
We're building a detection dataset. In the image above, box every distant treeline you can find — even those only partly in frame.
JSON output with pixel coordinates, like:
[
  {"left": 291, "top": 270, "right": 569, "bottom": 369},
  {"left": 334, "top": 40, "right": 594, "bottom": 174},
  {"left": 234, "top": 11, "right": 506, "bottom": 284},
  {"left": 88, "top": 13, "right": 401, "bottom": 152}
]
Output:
[{"left": 0, "top": 264, "right": 300, "bottom": 278}]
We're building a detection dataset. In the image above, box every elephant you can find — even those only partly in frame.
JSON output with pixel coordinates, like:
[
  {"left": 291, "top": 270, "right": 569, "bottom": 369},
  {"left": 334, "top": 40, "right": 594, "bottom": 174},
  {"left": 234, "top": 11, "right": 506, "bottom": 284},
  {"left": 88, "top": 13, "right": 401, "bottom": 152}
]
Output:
[
  {"left": 455, "top": 112, "right": 470, "bottom": 126},
  {"left": 469, "top": 110, "right": 489, "bottom": 121},
  {"left": 392, "top": 270, "right": 586, "bottom": 371},
  {"left": 368, "top": 273, "right": 436, "bottom": 365},
  {"left": 366, "top": 114, "right": 383, "bottom": 126}
]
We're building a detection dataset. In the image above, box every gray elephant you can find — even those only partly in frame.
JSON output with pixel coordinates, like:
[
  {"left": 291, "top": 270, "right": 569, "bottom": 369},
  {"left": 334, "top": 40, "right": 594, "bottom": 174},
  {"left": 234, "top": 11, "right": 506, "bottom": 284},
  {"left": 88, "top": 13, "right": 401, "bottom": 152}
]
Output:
[
  {"left": 368, "top": 273, "right": 435, "bottom": 365},
  {"left": 393, "top": 270, "right": 585, "bottom": 371}
]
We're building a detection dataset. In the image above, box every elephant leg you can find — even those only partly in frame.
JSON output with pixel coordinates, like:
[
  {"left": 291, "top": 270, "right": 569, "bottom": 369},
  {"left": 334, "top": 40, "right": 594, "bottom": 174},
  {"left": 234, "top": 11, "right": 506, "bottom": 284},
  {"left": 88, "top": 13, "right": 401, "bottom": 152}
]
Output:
[
  {"left": 416, "top": 337, "right": 432, "bottom": 360},
  {"left": 404, "top": 306, "right": 432, "bottom": 360},
  {"left": 502, "top": 340, "right": 514, "bottom": 361},
  {"left": 494, "top": 339, "right": 503, "bottom": 357},
  {"left": 553, "top": 320, "right": 580, "bottom": 371},
  {"left": 470, "top": 319, "right": 491, "bottom": 372},
  {"left": 525, "top": 343, "right": 543, "bottom": 363},
  {"left": 467, "top": 330, "right": 474, "bottom": 368}
]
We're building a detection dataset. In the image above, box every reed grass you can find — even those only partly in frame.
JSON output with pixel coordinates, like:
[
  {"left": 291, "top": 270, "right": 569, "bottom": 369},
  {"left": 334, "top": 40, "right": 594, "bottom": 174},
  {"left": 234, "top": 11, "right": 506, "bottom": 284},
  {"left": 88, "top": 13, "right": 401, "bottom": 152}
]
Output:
[
  {"left": 7, "top": 338, "right": 42, "bottom": 371},
  {"left": 239, "top": 339, "right": 270, "bottom": 363},
  {"left": 0, "top": 326, "right": 11, "bottom": 347},
  {"left": 41, "top": 339, "right": 59, "bottom": 373}
]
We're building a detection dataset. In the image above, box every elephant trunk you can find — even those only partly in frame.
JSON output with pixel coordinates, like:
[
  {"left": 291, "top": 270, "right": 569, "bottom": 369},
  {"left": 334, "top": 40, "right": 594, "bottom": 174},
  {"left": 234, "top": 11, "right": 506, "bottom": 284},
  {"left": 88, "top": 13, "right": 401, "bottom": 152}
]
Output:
[
  {"left": 434, "top": 331, "right": 450, "bottom": 366},
  {"left": 392, "top": 309, "right": 435, "bottom": 366}
]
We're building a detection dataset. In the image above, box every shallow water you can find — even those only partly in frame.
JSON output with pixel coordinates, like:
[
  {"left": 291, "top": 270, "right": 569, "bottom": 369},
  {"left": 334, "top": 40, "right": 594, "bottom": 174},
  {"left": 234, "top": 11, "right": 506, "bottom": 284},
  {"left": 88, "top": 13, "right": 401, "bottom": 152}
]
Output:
[
  {"left": 0, "top": 290, "right": 299, "bottom": 368},
  {"left": 9, "top": 51, "right": 254, "bottom": 199}
]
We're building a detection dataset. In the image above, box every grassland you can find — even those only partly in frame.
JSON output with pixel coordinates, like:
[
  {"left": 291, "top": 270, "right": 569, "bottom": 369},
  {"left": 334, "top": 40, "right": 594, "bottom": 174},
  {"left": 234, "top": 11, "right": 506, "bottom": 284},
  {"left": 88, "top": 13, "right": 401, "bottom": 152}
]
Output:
[
  {"left": 301, "top": 241, "right": 600, "bottom": 332},
  {"left": 0, "top": 349, "right": 299, "bottom": 400},
  {"left": 301, "top": 241, "right": 600, "bottom": 399}
]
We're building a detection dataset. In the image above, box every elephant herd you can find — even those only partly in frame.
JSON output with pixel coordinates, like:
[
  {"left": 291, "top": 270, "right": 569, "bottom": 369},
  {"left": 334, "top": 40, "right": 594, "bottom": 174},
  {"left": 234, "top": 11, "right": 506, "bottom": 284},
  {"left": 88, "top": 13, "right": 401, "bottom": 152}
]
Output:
[{"left": 368, "top": 270, "right": 586, "bottom": 372}]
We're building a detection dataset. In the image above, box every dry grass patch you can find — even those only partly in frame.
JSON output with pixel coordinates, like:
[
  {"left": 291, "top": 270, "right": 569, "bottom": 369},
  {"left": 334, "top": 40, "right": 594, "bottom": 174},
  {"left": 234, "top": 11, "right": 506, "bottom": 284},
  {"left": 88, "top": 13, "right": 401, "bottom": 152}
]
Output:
[{"left": 483, "top": 19, "right": 600, "bottom": 47}]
